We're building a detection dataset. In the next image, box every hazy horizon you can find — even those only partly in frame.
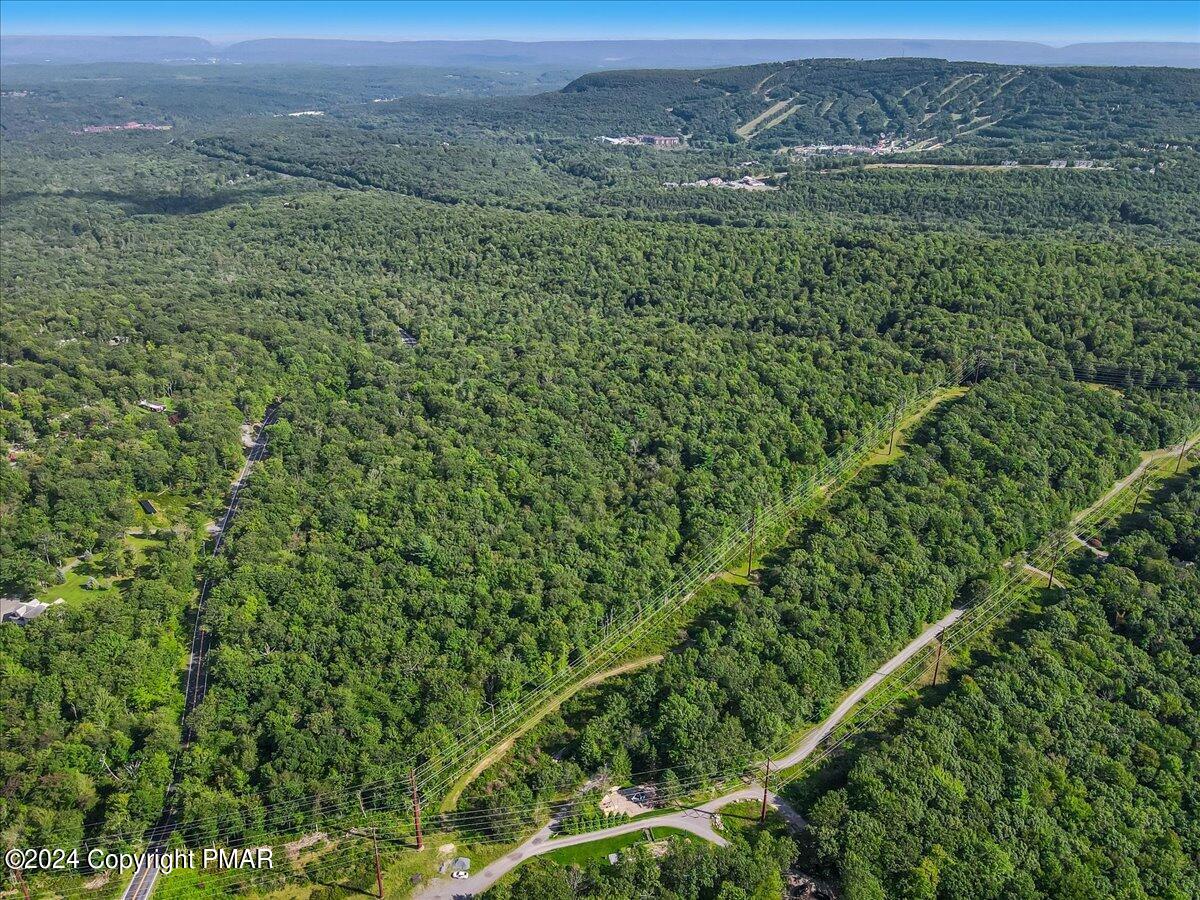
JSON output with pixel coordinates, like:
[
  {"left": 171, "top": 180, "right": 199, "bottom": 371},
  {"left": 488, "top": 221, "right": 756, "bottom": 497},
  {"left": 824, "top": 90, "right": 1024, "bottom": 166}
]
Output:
[{"left": 2, "top": 0, "right": 1198, "bottom": 44}]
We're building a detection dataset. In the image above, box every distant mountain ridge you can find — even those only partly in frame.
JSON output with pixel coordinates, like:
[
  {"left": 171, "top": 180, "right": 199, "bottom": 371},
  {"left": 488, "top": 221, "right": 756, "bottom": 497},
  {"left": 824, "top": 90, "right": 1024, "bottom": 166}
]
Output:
[{"left": 3, "top": 35, "right": 1197, "bottom": 68}]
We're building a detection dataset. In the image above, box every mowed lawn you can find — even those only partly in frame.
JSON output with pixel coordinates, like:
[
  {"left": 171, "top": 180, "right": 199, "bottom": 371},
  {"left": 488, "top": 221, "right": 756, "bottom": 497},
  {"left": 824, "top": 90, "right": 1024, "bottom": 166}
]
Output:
[{"left": 544, "top": 826, "right": 695, "bottom": 866}]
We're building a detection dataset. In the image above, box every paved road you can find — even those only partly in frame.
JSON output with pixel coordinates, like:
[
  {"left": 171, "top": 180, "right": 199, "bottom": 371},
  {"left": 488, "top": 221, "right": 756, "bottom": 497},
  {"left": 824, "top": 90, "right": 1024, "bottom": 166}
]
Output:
[
  {"left": 416, "top": 610, "right": 960, "bottom": 899},
  {"left": 772, "top": 607, "right": 963, "bottom": 770},
  {"left": 416, "top": 788, "right": 808, "bottom": 900},
  {"left": 1071, "top": 442, "right": 1185, "bottom": 529},
  {"left": 121, "top": 405, "right": 280, "bottom": 900}
]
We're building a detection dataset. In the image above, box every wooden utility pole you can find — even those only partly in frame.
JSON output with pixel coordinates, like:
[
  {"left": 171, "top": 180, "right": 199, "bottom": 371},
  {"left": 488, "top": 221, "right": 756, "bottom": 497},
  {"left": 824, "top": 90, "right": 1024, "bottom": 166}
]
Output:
[
  {"left": 410, "top": 769, "right": 424, "bottom": 851},
  {"left": 372, "top": 827, "right": 384, "bottom": 899},
  {"left": 747, "top": 508, "right": 757, "bottom": 577},
  {"left": 759, "top": 760, "right": 771, "bottom": 824},
  {"left": 11, "top": 865, "right": 30, "bottom": 900},
  {"left": 1176, "top": 438, "right": 1190, "bottom": 475},
  {"left": 931, "top": 630, "right": 946, "bottom": 686},
  {"left": 1047, "top": 547, "right": 1063, "bottom": 589},
  {"left": 889, "top": 406, "right": 899, "bottom": 456},
  {"left": 1134, "top": 471, "right": 1151, "bottom": 508}
]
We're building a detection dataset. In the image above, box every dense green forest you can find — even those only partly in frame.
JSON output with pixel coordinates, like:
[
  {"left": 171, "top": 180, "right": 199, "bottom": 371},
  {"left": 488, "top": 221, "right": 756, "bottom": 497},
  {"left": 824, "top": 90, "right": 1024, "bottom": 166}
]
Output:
[
  {"left": 0, "top": 63, "right": 567, "bottom": 137},
  {"left": 5, "top": 58, "right": 1200, "bottom": 240},
  {"left": 2, "top": 54, "right": 1198, "bottom": 898},
  {"left": 454, "top": 372, "right": 1188, "bottom": 832},
  {"left": 478, "top": 472, "right": 1200, "bottom": 899},
  {"left": 485, "top": 828, "right": 799, "bottom": 900},
  {"left": 806, "top": 476, "right": 1200, "bottom": 899}
]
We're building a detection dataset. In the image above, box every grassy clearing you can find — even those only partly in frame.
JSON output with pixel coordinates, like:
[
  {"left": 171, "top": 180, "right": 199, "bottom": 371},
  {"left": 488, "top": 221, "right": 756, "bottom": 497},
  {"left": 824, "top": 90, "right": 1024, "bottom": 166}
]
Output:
[
  {"left": 161, "top": 829, "right": 517, "bottom": 899},
  {"left": 438, "top": 653, "right": 664, "bottom": 813},
  {"left": 714, "top": 799, "right": 789, "bottom": 837},
  {"left": 719, "top": 384, "right": 969, "bottom": 584},
  {"left": 132, "top": 488, "right": 191, "bottom": 529},
  {"left": 42, "top": 531, "right": 174, "bottom": 607},
  {"left": 42, "top": 562, "right": 121, "bottom": 607},
  {"left": 544, "top": 826, "right": 692, "bottom": 866}
]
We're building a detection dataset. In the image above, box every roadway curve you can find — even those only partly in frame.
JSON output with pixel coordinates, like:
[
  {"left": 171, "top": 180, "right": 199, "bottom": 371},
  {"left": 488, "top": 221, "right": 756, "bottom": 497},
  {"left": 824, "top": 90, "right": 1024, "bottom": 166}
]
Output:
[
  {"left": 417, "top": 788, "right": 805, "bottom": 900},
  {"left": 438, "top": 385, "right": 970, "bottom": 814},
  {"left": 416, "top": 609, "right": 961, "bottom": 899}
]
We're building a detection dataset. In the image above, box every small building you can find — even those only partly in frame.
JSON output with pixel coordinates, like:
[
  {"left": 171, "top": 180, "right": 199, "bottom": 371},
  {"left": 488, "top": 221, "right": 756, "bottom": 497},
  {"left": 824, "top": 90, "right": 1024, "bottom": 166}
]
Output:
[
  {"left": 138, "top": 400, "right": 166, "bottom": 413},
  {"left": 1, "top": 597, "right": 56, "bottom": 625},
  {"left": 638, "top": 135, "right": 681, "bottom": 147},
  {"left": 1001, "top": 160, "right": 1019, "bottom": 167},
  {"left": 1049, "top": 159, "right": 1068, "bottom": 168},
  {"left": 139, "top": 499, "right": 158, "bottom": 515}
]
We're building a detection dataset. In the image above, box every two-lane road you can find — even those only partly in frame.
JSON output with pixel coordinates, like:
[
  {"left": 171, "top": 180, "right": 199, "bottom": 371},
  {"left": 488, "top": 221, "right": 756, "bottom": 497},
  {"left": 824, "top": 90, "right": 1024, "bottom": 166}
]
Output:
[
  {"left": 122, "top": 405, "right": 280, "bottom": 900},
  {"left": 416, "top": 608, "right": 962, "bottom": 898}
]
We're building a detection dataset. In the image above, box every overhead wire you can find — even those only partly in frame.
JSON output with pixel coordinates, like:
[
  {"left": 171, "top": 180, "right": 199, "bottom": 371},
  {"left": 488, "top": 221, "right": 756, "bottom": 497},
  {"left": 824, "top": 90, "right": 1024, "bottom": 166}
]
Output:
[{"left": 47, "top": 357, "right": 1198, "bottom": 896}]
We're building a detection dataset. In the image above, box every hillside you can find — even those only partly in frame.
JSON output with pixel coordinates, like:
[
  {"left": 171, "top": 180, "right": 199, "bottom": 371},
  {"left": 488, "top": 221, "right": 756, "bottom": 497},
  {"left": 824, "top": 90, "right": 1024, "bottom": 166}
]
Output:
[
  {"left": 559, "top": 58, "right": 1200, "bottom": 148},
  {"left": 3, "top": 48, "right": 1200, "bottom": 899}
]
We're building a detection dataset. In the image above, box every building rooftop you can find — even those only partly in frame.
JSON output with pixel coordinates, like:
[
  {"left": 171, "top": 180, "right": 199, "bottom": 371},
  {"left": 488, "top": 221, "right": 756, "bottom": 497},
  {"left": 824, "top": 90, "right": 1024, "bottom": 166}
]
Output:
[{"left": 1, "top": 597, "right": 56, "bottom": 625}]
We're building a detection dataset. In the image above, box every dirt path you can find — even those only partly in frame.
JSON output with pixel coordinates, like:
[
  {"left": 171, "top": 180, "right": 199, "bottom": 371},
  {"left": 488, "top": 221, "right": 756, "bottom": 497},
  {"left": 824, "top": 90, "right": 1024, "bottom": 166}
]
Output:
[
  {"left": 438, "top": 654, "right": 663, "bottom": 813},
  {"left": 1071, "top": 533, "right": 1108, "bottom": 558},
  {"left": 1022, "top": 562, "right": 1064, "bottom": 588},
  {"left": 443, "top": 382, "right": 972, "bottom": 812},
  {"left": 417, "top": 613, "right": 957, "bottom": 898}
]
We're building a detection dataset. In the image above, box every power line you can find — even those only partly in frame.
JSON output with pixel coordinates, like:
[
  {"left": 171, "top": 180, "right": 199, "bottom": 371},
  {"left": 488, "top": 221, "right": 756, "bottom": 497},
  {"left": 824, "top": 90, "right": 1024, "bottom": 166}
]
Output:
[
  {"left": 48, "top": 358, "right": 1197, "bottom": 896},
  {"left": 100, "top": 468, "right": 1155, "bottom": 900}
]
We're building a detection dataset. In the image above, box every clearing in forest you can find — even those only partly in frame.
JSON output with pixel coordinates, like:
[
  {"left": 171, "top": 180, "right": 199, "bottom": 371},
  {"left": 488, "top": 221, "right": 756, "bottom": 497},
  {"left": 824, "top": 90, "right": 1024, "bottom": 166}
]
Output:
[
  {"left": 442, "top": 383, "right": 971, "bottom": 810},
  {"left": 737, "top": 97, "right": 794, "bottom": 139}
]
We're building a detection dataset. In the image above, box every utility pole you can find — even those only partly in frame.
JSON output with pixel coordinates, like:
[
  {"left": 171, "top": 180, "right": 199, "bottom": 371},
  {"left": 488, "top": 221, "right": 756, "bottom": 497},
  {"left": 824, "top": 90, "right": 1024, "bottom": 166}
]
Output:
[
  {"left": 1133, "top": 470, "right": 1151, "bottom": 508},
  {"left": 889, "top": 406, "right": 899, "bottom": 456},
  {"left": 1176, "top": 438, "right": 1190, "bottom": 475},
  {"left": 410, "top": 768, "right": 424, "bottom": 851},
  {"left": 932, "top": 630, "right": 946, "bottom": 686},
  {"left": 10, "top": 864, "right": 30, "bottom": 900},
  {"left": 1047, "top": 546, "right": 1063, "bottom": 589},
  {"left": 747, "top": 508, "right": 757, "bottom": 577},
  {"left": 372, "top": 827, "right": 384, "bottom": 899},
  {"left": 759, "top": 760, "right": 771, "bottom": 825}
]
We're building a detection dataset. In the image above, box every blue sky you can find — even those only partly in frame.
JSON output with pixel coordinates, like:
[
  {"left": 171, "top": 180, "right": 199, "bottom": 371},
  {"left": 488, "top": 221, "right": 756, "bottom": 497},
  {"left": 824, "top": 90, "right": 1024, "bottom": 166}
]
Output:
[{"left": 2, "top": 0, "right": 1197, "bottom": 44}]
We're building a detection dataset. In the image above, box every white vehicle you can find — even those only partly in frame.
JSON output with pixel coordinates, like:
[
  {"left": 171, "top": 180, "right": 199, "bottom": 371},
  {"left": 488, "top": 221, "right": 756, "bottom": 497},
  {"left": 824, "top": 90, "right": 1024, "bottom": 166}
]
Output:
[{"left": 451, "top": 870, "right": 469, "bottom": 880}]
